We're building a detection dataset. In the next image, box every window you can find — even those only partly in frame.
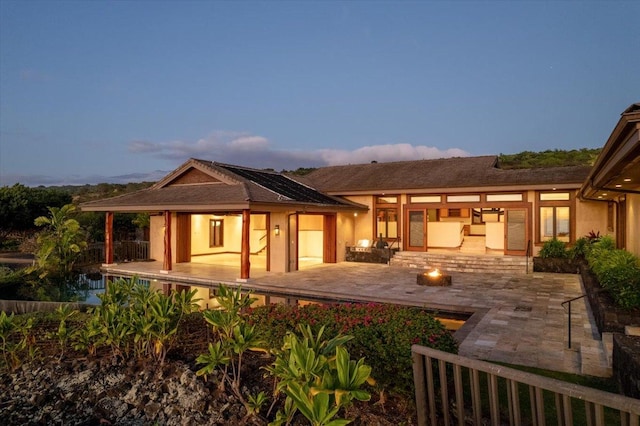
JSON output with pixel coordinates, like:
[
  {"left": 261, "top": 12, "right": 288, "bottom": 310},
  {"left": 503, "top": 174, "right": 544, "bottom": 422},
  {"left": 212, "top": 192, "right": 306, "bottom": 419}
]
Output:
[
  {"left": 410, "top": 195, "right": 441, "bottom": 203},
  {"left": 447, "top": 208, "right": 462, "bottom": 218},
  {"left": 375, "top": 195, "right": 399, "bottom": 239},
  {"left": 540, "top": 192, "right": 570, "bottom": 201},
  {"left": 376, "top": 195, "right": 398, "bottom": 204},
  {"left": 210, "top": 219, "right": 224, "bottom": 247},
  {"left": 538, "top": 191, "right": 573, "bottom": 243},
  {"left": 486, "top": 193, "right": 523, "bottom": 202},
  {"left": 540, "top": 206, "right": 570, "bottom": 242},
  {"left": 447, "top": 194, "right": 480, "bottom": 202},
  {"left": 376, "top": 208, "right": 398, "bottom": 238}
]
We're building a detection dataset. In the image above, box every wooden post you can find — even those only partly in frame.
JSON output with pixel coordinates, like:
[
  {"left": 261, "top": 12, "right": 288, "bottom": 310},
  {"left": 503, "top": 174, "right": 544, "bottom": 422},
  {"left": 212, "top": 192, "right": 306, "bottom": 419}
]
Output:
[
  {"left": 104, "top": 211, "right": 114, "bottom": 265},
  {"left": 240, "top": 209, "right": 250, "bottom": 280},
  {"left": 163, "top": 210, "right": 172, "bottom": 272}
]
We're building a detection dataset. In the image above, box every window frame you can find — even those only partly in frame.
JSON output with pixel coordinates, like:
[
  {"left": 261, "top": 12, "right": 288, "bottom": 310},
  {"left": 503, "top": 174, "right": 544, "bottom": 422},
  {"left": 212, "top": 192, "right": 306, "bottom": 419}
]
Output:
[
  {"left": 209, "top": 219, "right": 224, "bottom": 248},
  {"left": 374, "top": 195, "right": 400, "bottom": 240},
  {"left": 536, "top": 191, "right": 574, "bottom": 244}
]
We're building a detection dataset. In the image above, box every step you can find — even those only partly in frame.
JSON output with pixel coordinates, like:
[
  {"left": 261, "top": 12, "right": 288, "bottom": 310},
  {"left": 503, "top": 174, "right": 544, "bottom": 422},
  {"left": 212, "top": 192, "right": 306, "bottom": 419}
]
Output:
[
  {"left": 390, "top": 252, "right": 528, "bottom": 274},
  {"left": 580, "top": 337, "right": 613, "bottom": 377}
]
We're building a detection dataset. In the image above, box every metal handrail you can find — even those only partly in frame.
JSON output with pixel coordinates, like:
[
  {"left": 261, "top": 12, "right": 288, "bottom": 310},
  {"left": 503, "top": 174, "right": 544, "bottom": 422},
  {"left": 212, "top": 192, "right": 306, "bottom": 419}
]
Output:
[
  {"left": 561, "top": 294, "right": 587, "bottom": 349},
  {"left": 561, "top": 289, "right": 605, "bottom": 349}
]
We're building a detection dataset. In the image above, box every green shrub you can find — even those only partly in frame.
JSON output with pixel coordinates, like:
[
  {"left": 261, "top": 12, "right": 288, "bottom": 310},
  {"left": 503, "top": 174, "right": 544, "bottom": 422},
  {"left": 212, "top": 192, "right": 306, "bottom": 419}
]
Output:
[
  {"left": 585, "top": 236, "right": 640, "bottom": 309},
  {"left": 569, "top": 237, "right": 590, "bottom": 260},
  {"left": 589, "top": 249, "right": 640, "bottom": 309},
  {"left": 539, "top": 238, "right": 568, "bottom": 259},
  {"left": 586, "top": 235, "right": 616, "bottom": 265},
  {"left": 248, "top": 302, "right": 458, "bottom": 394}
]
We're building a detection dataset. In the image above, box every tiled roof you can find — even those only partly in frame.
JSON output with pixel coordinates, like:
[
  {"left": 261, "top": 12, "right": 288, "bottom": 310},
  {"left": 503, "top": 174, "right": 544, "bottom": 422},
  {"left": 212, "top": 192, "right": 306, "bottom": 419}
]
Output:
[{"left": 304, "top": 156, "right": 592, "bottom": 193}]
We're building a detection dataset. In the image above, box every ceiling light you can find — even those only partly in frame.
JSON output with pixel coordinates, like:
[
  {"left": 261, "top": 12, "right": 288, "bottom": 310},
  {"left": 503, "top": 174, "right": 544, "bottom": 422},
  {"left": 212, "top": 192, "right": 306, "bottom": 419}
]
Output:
[
  {"left": 598, "top": 195, "right": 603, "bottom": 199},
  {"left": 602, "top": 193, "right": 608, "bottom": 196},
  {"left": 615, "top": 184, "right": 622, "bottom": 188},
  {"left": 623, "top": 178, "right": 631, "bottom": 182}
]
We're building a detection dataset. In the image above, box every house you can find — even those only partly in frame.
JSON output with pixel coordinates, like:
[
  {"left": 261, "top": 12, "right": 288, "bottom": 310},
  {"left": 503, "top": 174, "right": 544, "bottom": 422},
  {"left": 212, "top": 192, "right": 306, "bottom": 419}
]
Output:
[
  {"left": 580, "top": 103, "right": 640, "bottom": 256},
  {"left": 81, "top": 103, "right": 640, "bottom": 279},
  {"left": 81, "top": 159, "right": 368, "bottom": 279}
]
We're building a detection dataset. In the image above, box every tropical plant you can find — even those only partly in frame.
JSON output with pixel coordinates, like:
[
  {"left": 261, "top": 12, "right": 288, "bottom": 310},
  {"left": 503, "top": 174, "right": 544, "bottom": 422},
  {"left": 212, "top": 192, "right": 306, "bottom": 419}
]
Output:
[
  {"left": 46, "top": 304, "right": 78, "bottom": 360},
  {"left": 539, "top": 238, "right": 568, "bottom": 259},
  {"left": 246, "top": 391, "right": 268, "bottom": 418},
  {"left": 73, "top": 276, "right": 200, "bottom": 363},
  {"left": 569, "top": 237, "right": 590, "bottom": 260},
  {"left": 0, "top": 311, "right": 36, "bottom": 371},
  {"left": 197, "top": 284, "right": 266, "bottom": 404},
  {"left": 31, "top": 204, "right": 87, "bottom": 285},
  {"left": 0, "top": 311, "right": 17, "bottom": 368},
  {"left": 266, "top": 325, "right": 373, "bottom": 426}
]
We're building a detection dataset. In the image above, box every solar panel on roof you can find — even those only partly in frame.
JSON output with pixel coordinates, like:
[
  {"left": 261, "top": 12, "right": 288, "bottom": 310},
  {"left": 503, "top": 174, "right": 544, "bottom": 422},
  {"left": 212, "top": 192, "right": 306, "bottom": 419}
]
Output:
[{"left": 220, "top": 165, "right": 343, "bottom": 205}]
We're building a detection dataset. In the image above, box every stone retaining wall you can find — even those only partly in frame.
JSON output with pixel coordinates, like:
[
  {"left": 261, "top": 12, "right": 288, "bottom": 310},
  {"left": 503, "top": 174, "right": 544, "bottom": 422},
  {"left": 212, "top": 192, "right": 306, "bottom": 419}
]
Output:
[
  {"left": 0, "top": 299, "right": 93, "bottom": 314},
  {"left": 579, "top": 262, "right": 640, "bottom": 399},
  {"left": 613, "top": 334, "right": 640, "bottom": 399},
  {"left": 579, "top": 264, "right": 640, "bottom": 334}
]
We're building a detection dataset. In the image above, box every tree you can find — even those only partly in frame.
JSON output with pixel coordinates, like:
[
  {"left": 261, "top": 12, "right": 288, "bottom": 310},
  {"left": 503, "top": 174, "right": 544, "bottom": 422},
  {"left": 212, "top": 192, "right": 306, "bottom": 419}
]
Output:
[
  {"left": 0, "top": 184, "right": 72, "bottom": 246},
  {"left": 32, "top": 204, "right": 87, "bottom": 281}
]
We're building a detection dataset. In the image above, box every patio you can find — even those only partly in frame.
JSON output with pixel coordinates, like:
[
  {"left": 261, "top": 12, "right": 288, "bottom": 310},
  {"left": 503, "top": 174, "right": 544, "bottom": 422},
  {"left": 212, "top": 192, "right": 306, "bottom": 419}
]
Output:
[{"left": 102, "top": 260, "right": 610, "bottom": 377}]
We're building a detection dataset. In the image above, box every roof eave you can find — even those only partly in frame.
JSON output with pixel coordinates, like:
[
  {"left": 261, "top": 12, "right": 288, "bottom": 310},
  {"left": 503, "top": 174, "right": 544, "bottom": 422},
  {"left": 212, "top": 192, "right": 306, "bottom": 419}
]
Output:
[{"left": 580, "top": 105, "right": 640, "bottom": 199}]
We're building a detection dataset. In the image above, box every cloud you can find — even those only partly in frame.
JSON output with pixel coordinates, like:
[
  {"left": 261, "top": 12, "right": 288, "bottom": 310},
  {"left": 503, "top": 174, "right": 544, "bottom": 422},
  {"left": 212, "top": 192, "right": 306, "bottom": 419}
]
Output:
[
  {"left": 128, "top": 140, "right": 162, "bottom": 153},
  {"left": 127, "top": 132, "right": 470, "bottom": 171},
  {"left": 3, "top": 132, "right": 471, "bottom": 187}
]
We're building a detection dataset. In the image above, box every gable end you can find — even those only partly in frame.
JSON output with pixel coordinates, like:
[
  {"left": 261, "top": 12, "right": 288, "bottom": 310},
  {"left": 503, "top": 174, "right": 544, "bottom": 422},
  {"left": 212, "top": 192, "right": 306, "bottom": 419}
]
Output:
[{"left": 167, "top": 168, "right": 223, "bottom": 186}]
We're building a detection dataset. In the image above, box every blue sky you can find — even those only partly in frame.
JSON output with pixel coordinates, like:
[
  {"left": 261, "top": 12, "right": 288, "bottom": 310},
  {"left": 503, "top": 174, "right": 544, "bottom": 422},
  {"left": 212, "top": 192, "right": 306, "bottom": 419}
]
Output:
[{"left": 1, "top": 1, "right": 638, "bottom": 187}]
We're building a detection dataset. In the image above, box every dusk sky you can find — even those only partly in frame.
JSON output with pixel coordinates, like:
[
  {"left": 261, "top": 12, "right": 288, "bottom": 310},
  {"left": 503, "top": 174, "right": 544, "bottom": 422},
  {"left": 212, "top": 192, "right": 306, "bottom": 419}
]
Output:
[{"left": 1, "top": 1, "right": 638, "bottom": 187}]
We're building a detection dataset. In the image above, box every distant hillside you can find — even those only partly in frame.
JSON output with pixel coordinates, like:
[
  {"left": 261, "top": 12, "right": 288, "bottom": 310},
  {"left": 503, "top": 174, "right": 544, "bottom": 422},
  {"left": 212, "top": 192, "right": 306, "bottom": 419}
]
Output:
[
  {"left": 50, "top": 182, "right": 156, "bottom": 204},
  {"left": 498, "top": 148, "right": 600, "bottom": 169}
]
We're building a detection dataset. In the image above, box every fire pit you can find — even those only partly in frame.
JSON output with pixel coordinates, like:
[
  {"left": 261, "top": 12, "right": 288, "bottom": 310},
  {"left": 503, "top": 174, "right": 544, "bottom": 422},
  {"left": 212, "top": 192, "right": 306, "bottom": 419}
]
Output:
[{"left": 417, "top": 269, "right": 451, "bottom": 286}]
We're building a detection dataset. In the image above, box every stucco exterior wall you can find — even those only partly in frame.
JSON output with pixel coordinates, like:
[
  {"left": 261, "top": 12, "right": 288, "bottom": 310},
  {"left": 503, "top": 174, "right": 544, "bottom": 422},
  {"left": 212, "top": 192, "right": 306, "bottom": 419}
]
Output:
[
  {"left": 627, "top": 194, "right": 640, "bottom": 257},
  {"left": 269, "top": 211, "right": 289, "bottom": 273},
  {"left": 149, "top": 214, "right": 175, "bottom": 263},
  {"left": 344, "top": 195, "right": 374, "bottom": 244},
  {"left": 336, "top": 212, "right": 355, "bottom": 262},
  {"left": 575, "top": 199, "right": 610, "bottom": 240}
]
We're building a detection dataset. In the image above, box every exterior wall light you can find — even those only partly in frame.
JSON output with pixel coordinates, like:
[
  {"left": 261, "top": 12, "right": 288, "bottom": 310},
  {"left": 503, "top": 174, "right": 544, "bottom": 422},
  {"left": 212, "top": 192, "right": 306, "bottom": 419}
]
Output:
[{"left": 274, "top": 224, "right": 280, "bottom": 236}]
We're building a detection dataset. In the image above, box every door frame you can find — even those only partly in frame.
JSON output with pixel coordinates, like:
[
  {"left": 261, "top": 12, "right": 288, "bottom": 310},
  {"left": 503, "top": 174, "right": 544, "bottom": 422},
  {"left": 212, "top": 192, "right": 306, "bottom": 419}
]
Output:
[
  {"left": 323, "top": 214, "right": 337, "bottom": 263},
  {"left": 287, "top": 213, "right": 298, "bottom": 272},
  {"left": 504, "top": 208, "right": 530, "bottom": 256},
  {"left": 404, "top": 208, "right": 428, "bottom": 251}
]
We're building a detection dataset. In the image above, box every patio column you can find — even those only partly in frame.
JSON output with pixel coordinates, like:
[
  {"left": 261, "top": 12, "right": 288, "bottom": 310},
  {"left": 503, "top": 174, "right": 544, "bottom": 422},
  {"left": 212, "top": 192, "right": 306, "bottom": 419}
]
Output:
[
  {"left": 162, "top": 210, "right": 172, "bottom": 273},
  {"left": 240, "top": 209, "right": 250, "bottom": 280},
  {"left": 104, "top": 211, "right": 114, "bottom": 265}
]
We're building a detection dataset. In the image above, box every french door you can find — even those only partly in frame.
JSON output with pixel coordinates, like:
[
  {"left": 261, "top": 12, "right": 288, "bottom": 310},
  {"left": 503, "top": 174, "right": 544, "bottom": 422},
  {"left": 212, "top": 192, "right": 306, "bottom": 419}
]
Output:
[
  {"left": 406, "top": 209, "right": 427, "bottom": 251},
  {"left": 505, "top": 208, "right": 528, "bottom": 255}
]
